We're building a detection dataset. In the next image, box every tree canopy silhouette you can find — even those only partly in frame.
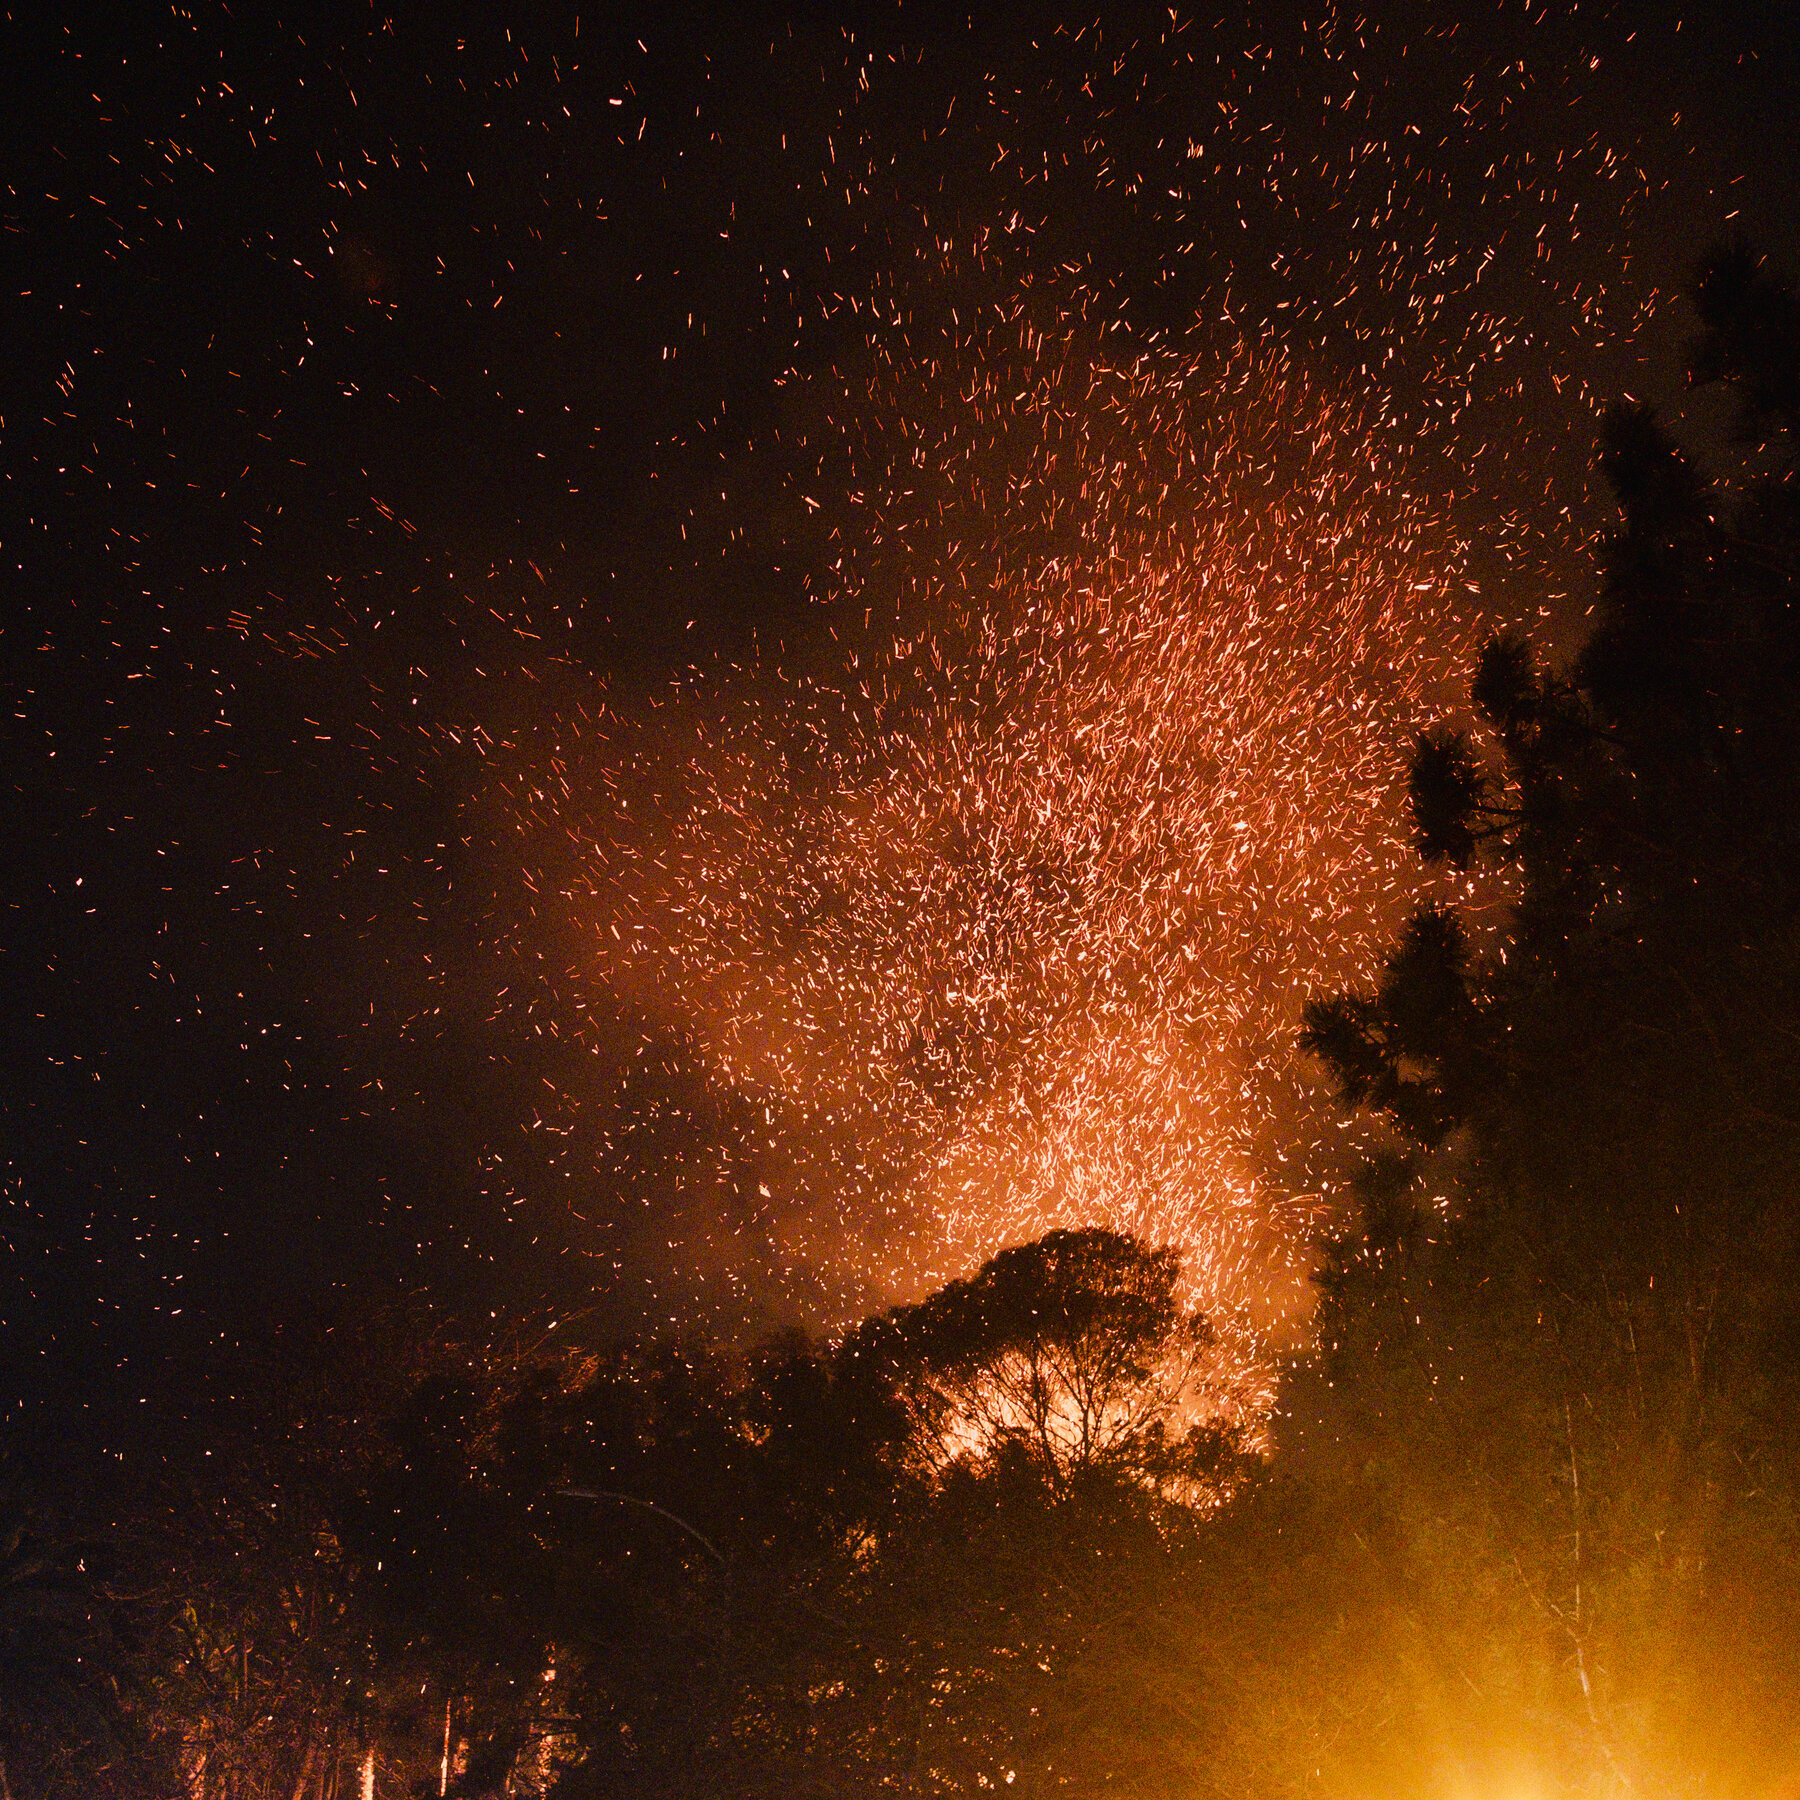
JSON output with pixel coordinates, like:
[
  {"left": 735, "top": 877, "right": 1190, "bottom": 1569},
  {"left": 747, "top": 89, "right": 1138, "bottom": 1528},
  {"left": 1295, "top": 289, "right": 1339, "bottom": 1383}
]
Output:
[
  {"left": 1291, "top": 244, "right": 1800, "bottom": 1800},
  {"left": 853, "top": 1226, "right": 1244, "bottom": 1501}
]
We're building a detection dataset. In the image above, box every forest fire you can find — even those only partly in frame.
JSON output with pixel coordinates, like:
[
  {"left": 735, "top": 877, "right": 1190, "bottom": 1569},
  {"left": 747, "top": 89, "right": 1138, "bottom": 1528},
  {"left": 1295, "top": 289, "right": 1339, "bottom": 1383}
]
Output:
[{"left": 6, "top": 4, "right": 1798, "bottom": 1797}]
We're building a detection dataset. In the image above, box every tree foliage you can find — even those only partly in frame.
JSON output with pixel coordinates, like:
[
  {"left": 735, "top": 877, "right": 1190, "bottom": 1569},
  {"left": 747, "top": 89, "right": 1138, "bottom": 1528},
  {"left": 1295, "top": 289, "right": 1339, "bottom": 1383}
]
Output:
[
  {"left": 1289, "top": 245, "right": 1800, "bottom": 1799},
  {"left": 852, "top": 1227, "right": 1245, "bottom": 1501}
]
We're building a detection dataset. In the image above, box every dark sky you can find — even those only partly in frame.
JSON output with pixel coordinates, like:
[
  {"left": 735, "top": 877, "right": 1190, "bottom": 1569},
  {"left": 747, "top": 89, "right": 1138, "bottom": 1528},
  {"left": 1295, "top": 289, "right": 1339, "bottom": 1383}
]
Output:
[{"left": 5, "top": 2, "right": 1796, "bottom": 1431}]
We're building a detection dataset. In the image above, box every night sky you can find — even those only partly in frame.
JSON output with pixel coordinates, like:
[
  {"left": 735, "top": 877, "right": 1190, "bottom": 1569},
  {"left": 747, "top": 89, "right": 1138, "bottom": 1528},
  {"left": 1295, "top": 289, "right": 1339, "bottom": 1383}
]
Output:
[{"left": 6, "top": 2, "right": 1796, "bottom": 1430}]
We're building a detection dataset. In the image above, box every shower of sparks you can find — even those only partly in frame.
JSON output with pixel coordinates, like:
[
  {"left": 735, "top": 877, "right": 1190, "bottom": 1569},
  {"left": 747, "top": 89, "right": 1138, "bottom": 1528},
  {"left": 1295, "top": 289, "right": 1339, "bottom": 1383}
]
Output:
[
  {"left": 10, "top": 6, "right": 1745, "bottom": 1369},
  {"left": 522, "top": 339, "right": 1471, "bottom": 1363},
  {"left": 449, "top": 12, "right": 1686, "bottom": 1353}
]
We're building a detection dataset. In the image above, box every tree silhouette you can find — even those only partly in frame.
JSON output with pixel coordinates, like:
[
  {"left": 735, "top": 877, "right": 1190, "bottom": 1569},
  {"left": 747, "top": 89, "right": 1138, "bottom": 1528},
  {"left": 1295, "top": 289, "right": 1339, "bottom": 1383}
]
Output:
[
  {"left": 1290, "top": 246, "right": 1800, "bottom": 1798},
  {"left": 854, "top": 1227, "right": 1245, "bottom": 1502}
]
